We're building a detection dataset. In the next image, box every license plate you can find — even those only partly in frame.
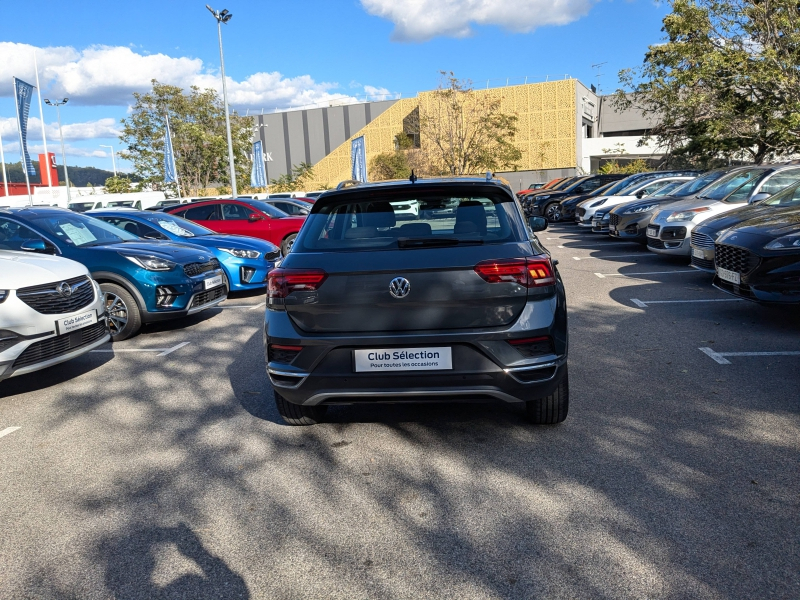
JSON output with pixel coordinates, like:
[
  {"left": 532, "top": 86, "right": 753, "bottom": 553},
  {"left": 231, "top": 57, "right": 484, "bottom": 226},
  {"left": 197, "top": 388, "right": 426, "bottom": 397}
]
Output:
[
  {"left": 204, "top": 275, "right": 223, "bottom": 290},
  {"left": 354, "top": 347, "right": 452, "bottom": 372},
  {"left": 647, "top": 227, "right": 658, "bottom": 237},
  {"left": 717, "top": 267, "right": 741, "bottom": 285},
  {"left": 692, "top": 248, "right": 705, "bottom": 259},
  {"left": 609, "top": 224, "right": 617, "bottom": 231},
  {"left": 57, "top": 310, "right": 97, "bottom": 335}
]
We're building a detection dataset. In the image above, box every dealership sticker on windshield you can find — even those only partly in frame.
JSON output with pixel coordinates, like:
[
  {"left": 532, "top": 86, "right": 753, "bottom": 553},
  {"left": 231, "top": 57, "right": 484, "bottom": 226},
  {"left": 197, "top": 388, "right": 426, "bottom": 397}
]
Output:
[
  {"left": 717, "top": 267, "right": 741, "bottom": 285},
  {"left": 56, "top": 310, "right": 97, "bottom": 335},
  {"left": 204, "top": 275, "right": 223, "bottom": 290},
  {"left": 354, "top": 347, "right": 452, "bottom": 372}
]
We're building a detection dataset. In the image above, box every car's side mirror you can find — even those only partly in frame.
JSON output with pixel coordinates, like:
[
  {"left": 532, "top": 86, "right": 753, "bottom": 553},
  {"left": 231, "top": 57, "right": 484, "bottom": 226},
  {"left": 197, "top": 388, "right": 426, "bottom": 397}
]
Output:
[
  {"left": 749, "top": 192, "right": 771, "bottom": 204},
  {"left": 528, "top": 216, "right": 548, "bottom": 232},
  {"left": 20, "top": 239, "right": 49, "bottom": 253},
  {"left": 636, "top": 190, "right": 645, "bottom": 199},
  {"left": 248, "top": 213, "right": 266, "bottom": 222}
]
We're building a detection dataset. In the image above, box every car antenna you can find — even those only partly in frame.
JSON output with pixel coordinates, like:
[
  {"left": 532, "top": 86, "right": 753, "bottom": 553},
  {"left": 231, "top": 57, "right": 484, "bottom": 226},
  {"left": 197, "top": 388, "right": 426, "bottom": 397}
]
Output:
[
  {"left": 486, "top": 171, "right": 493, "bottom": 181},
  {"left": 409, "top": 170, "right": 417, "bottom": 184}
]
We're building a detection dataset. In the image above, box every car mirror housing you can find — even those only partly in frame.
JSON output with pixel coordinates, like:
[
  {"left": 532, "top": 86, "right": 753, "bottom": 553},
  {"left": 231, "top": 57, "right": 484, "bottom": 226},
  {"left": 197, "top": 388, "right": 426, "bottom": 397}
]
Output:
[
  {"left": 749, "top": 192, "right": 771, "bottom": 204},
  {"left": 249, "top": 213, "right": 266, "bottom": 222},
  {"left": 20, "top": 239, "right": 49, "bottom": 253},
  {"left": 528, "top": 216, "right": 548, "bottom": 232}
]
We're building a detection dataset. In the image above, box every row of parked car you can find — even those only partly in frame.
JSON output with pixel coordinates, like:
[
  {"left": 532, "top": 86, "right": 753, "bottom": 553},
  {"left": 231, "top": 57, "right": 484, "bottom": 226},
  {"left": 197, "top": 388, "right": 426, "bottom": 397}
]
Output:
[
  {"left": 518, "top": 164, "right": 800, "bottom": 303},
  {"left": 0, "top": 194, "right": 323, "bottom": 382}
]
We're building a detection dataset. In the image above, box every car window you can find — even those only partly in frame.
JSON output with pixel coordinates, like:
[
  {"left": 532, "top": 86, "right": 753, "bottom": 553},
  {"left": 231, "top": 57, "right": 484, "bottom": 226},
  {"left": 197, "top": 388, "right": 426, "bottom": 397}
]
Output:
[
  {"left": 296, "top": 194, "right": 525, "bottom": 253},
  {"left": 98, "top": 217, "right": 165, "bottom": 240},
  {"left": 573, "top": 179, "right": 607, "bottom": 194},
  {"left": 758, "top": 170, "right": 800, "bottom": 195},
  {"left": 143, "top": 214, "right": 212, "bottom": 237},
  {"left": 273, "top": 202, "right": 298, "bottom": 214},
  {"left": 27, "top": 213, "right": 139, "bottom": 247},
  {"left": 636, "top": 180, "right": 672, "bottom": 195},
  {"left": 221, "top": 203, "right": 254, "bottom": 220},
  {"left": 0, "top": 218, "right": 47, "bottom": 251},
  {"left": 68, "top": 202, "right": 95, "bottom": 213},
  {"left": 701, "top": 168, "right": 764, "bottom": 200},
  {"left": 763, "top": 181, "right": 800, "bottom": 206},
  {"left": 184, "top": 204, "right": 220, "bottom": 221}
]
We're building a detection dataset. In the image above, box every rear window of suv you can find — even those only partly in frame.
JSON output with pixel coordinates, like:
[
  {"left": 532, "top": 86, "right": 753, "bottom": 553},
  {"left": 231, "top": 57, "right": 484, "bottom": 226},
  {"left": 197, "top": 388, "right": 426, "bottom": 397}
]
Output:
[{"left": 295, "top": 192, "right": 526, "bottom": 252}]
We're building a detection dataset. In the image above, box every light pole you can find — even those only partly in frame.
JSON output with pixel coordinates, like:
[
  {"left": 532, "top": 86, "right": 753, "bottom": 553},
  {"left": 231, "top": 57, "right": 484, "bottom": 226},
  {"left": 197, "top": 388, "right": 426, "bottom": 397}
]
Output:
[
  {"left": 100, "top": 145, "right": 117, "bottom": 177},
  {"left": 206, "top": 5, "right": 237, "bottom": 198},
  {"left": 44, "top": 98, "right": 71, "bottom": 205}
]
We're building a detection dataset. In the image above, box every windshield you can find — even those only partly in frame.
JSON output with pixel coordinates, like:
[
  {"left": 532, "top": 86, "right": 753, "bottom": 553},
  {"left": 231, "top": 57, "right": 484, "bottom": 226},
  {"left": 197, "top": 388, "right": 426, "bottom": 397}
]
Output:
[
  {"left": 238, "top": 199, "right": 290, "bottom": 217},
  {"left": 670, "top": 170, "right": 724, "bottom": 197},
  {"left": 698, "top": 168, "right": 765, "bottom": 200},
  {"left": 30, "top": 212, "right": 139, "bottom": 247},
  {"left": 602, "top": 175, "right": 651, "bottom": 197},
  {"left": 763, "top": 181, "right": 800, "bottom": 206},
  {"left": 650, "top": 181, "right": 689, "bottom": 197},
  {"left": 143, "top": 213, "right": 214, "bottom": 237},
  {"left": 108, "top": 201, "right": 134, "bottom": 207},
  {"left": 295, "top": 193, "right": 525, "bottom": 252}
]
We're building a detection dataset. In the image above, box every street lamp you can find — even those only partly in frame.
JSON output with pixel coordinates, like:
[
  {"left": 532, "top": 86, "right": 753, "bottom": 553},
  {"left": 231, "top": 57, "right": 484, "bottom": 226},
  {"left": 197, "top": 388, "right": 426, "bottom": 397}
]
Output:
[
  {"left": 43, "top": 98, "right": 71, "bottom": 204},
  {"left": 206, "top": 5, "right": 237, "bottom": 198},
  {"left": 100, "top": 145, "right": 117, "bottom": 177}
]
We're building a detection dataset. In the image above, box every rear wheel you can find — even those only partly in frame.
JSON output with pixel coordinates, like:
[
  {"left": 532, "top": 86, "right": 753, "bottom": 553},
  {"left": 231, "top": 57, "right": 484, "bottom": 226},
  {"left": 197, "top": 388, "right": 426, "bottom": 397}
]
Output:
[
  {"left": 100, "top": 283, "right": 142, "bottom": 342},
  {"left": 526, "top": 368, "right": 569, "bottom": 424},
  {"left": 544, "top": 202, "right": 562, "bottom": 223},
  {"left": 281, "top": 234, "right": 297, "bottom": 256},
  {"left": 274, "top": 391, "right": 327, "bottom": 426}
]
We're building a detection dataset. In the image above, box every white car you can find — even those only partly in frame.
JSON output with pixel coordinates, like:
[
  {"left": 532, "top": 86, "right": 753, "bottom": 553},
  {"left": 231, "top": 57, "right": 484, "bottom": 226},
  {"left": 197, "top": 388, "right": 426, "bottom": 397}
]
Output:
[
  {"left": 390, "top": 200, "right": 420, "bottom": 220},
  {"left": 577, "top": 177, "right": 694, "bottom": 228},
  {"left": 0, "top": 250, "right": 109, "bottom": 382}
]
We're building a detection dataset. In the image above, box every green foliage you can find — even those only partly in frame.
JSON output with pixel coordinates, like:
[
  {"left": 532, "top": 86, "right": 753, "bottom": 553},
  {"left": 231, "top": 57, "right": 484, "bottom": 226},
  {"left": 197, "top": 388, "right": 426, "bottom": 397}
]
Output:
[
  {"left": 119, "top": 80, "right": 252, "bottom": 195},
  {"left": 270, "top": 162, "right": 315, "bottom": 192},
  {"left": 104, "top": 176, "right": 133, "bottom": 194},
  {"left": 421, "top": 72, "right": 522, "bottom": 176},
  {"left": 369, "top": 135, "right": 413, "bottom": 181},
  {"left": 598, "top": 159, "right": 652, "bottom": 174},
  {"left": 1, "top": 162, "right": 118, "bottom": 186},
  {"left": 615, "top": 0, "right": 800, "bottom": 165}
]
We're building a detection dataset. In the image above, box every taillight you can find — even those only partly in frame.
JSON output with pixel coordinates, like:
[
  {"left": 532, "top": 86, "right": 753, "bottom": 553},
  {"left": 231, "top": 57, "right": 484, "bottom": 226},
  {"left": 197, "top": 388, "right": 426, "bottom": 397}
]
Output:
[
  {"left": 267, "top": 268, "right": 327, "bottom": 298},
  {"left": 474, "top": 256, "right": 555, "bottom": 288},
  {"left": 507, "top": 336, "right": 554, "bottom": 357},
  {"left": 268, "top": 344, "right": 303, "bottom": 363}
]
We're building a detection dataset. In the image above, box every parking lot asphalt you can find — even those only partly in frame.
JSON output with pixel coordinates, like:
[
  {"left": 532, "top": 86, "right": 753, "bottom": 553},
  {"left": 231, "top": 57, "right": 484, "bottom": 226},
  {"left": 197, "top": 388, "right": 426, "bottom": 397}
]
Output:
[{"left": 1, "top": 224, "right": 798, "bottom": 599}]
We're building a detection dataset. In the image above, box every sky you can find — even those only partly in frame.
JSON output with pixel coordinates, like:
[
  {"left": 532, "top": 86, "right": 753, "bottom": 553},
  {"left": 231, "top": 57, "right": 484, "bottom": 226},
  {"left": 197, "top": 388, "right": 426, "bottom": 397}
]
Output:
[{"left": 0, "top": 0, "right": 671, "bottom": 173}]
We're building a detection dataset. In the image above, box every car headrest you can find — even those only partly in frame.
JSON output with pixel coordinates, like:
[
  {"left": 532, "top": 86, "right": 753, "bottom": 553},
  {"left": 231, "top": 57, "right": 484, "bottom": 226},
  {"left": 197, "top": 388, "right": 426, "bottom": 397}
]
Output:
[
  {"left": 398, "top": 222, "right": 432, "bottom": 237},
  {"left": 362, "top": 202, "right": 396, "bottom": 228},
  {"left": 455, "top": 201, "right": 487, "bottom": 235},
  {"left": 123, "top": 222, "right": 140, "bottom": 236}
]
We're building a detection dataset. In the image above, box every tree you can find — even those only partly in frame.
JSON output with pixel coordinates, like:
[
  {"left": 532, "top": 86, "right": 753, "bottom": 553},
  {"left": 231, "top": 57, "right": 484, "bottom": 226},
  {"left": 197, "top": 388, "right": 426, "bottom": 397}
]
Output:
[
  {"left": 369, "top": 133, "right": 413, "bottom": 181},
  {"left": 119, "top": 80, "right": 252, "bottom": 195},
  {"left": 419, "top": 72, "right": 522, "bottom": 176},
  {"left": 104, "top": 176, "right": 133, "bottom": 194},
  {"left": 615, "top": 0, "right": 800, "bottom": 166},
  {"left": 269, "top": 162, "right": 315, "bottom": 192}
]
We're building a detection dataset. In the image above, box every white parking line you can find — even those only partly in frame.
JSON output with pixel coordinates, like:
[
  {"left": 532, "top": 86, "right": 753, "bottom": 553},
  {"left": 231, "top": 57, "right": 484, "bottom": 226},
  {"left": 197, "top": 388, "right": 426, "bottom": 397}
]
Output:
[
  {"left": 0, "top": 426, "right": 21, "bottom": 439},
  {"left": 631, "top": 298, "right": 742, "bottom": 308},
  {"left": 573, "top": 254, "right": 652, "bottom": 261},
  {"left": 90, "top": 342, "right": 191, "bottom": 357},
  {"left": 594, "top": 270, "right": 697, "bottom": 279},
  {"left": 220, "top": 302, "right": 266, "bottom": 310},
  {"left": 558, "top": 243, "right": 633, "bottom": 249},
  {"left": 699, "top": 347, "right": 800, "bottom": 365}
]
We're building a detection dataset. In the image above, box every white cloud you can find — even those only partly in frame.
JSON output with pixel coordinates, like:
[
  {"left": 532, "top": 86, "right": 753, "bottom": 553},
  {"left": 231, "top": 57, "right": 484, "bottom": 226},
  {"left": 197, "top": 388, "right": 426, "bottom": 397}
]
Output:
[
  {"left": 0, "top": 139, "right": 110, "bottom": 159},
  {"left": 359, "top": 0, "right": 596, "bottom": 42},
  {"left": 0, "top": 117, "right": 120, "bottom": 142},
  {"left": 0, "top": 42, "right": 394, "bottom": 110}
]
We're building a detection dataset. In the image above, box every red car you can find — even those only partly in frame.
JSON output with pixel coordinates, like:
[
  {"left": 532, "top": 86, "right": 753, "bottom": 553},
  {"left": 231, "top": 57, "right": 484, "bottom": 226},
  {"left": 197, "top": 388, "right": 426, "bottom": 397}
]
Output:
[{"left": 165, "top": 199, "right": 306, "bottom": 255}]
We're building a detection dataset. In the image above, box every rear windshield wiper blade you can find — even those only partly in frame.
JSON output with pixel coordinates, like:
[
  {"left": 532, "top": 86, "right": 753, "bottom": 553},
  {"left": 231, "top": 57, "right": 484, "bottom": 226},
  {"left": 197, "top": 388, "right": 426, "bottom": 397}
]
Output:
[{"left": 397, "top": 237, "right": 484, "bottom": 248}]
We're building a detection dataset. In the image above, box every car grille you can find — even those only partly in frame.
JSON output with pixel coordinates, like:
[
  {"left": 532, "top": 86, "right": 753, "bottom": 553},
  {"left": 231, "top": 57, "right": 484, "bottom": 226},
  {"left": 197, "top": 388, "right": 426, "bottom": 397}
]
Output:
[
  {"left": 576, "top": 207, "right": 586, "bottom": 218},
  {"left": 12, "top": 321, "right": 107, "bottom": 369},
  {"left": 715, "top": 244, "right": 760, "bottom": 274},
  {"left": 691, "top": 255, "right": 715, "bottom": 270},
  {"left": 190, "top": 285, "right": 226, "bottom": 308},
  {"left": 647, "top": 238, "right": 666, "bottom": 249},
  {"left": 184, "top": 258, "right": 221, "bottom": 277},
  {"left": 610, "top": 213, "right": 620, "bottom": 227},
  {"left": 15, "top": 276, "right": 94, "bottom": 315},
  {"left": 691, "top": 231, "right": 715, "bottom": 250}
]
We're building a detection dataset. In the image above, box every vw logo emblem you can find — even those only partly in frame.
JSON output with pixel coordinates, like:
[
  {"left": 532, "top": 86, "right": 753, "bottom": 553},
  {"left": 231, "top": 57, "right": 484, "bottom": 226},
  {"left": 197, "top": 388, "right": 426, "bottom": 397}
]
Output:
[
  {"left": 57, "top": 282, "right": 72, "bottom": 298},
  {"left": 389, "top": 277, "right": 411, "bottom": 299}
]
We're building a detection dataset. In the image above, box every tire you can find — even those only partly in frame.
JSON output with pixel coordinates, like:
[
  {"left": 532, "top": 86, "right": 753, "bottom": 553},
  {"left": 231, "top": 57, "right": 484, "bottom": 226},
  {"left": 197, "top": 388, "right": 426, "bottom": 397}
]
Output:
[
  {"left": 221, "top": 270, "right": 231, "bottom": 293},
  {"left": 544, "top": 202, "right": 562, "bottom": 223},
  {"left": 274, "top": 391, "right": 327, "bottom": 426},
  {"left": 100, "top": 282, "right": 142, "bottom": 342},
  {"left": 281, "top": 234, "right": 297, "bottom": 256},
  {"left": 526, "top": 368, "right": 569, "bottom": 424}
]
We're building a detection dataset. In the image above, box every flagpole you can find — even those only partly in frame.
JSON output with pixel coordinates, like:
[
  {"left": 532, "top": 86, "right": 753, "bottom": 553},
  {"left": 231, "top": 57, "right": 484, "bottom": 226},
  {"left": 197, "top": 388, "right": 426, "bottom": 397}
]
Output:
[
  {"left": 33, "top": 51, "right": 52, "bottom": 188},
  {"left": 0, "top": 128, "right": 8, "bottom": 198},
  {"left": 13, "top": 78, "right": 32, "bottom": 206},
  {"left": 165, "top": 114, "right": 182, "bottom": 200}
]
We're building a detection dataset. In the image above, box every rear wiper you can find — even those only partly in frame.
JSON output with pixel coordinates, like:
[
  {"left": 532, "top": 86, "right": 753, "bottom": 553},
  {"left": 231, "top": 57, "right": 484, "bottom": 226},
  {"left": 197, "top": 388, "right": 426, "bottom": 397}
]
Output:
[{"left": 397, "top": 237, "right": 484, "bottom": 248}]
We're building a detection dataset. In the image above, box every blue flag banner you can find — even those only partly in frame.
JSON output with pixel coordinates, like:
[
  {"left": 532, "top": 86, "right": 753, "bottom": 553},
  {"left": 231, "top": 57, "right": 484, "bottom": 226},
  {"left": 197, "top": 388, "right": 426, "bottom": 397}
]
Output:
[
  {"left": 351, "top": 135, "right": 367, "bottom": 183},
  {"left": 251, "top": 140, "right": 267, "bottom": 188},
  {"left": 13, "top": 78, "right": 37, "bottom": 177},
  {"left": 164, "top": 114, "right": 177, "bottom": 184}
]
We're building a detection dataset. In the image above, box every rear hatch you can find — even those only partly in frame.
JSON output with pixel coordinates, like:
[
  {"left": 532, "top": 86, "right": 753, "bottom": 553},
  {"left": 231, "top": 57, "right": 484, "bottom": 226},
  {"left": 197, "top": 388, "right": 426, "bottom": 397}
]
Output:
[{"left": 272, "top": 184, "right": 549, "bottom": 333}]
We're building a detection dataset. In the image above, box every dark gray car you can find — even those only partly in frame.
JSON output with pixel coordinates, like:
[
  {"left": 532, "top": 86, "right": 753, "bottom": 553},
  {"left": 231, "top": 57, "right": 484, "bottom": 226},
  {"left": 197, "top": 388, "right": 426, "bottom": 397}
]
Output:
[{"left": 264, "top": 178, "right": 569, "bottom": 425}]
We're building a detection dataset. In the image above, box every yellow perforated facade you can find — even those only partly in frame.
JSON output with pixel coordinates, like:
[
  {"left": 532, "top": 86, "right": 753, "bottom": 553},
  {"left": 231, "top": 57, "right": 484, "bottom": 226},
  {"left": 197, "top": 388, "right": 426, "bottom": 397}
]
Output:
[{"left": 304, "top": 80, "right": 577, "bottom": 189}]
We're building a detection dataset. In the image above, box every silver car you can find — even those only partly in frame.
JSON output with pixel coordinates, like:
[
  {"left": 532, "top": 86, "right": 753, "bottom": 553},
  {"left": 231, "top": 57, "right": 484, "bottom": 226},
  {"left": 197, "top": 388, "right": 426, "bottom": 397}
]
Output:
[{"left": 647, "top": 165, "right": 800, "bottom": 256}]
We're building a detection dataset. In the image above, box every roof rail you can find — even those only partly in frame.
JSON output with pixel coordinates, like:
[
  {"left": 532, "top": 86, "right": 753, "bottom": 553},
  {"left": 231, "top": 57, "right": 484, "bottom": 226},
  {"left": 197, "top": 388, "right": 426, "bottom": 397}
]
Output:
[{"left": 336, "top": 180, "right": 362, "bottom": 190}]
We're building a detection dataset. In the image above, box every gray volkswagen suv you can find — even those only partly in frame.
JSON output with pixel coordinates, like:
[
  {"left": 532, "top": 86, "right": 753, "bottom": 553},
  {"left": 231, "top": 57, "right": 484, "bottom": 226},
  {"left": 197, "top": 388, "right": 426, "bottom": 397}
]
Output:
[{"left": 264, "top": 178, "right": 568, "bottom": 425}]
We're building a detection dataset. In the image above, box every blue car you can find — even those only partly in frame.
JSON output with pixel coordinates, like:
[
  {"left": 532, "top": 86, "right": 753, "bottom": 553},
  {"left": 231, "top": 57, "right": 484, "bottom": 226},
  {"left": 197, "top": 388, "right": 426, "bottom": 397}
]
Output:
[
  {"left": 0, "top": 208, "right": 228, "bottom": 341},
  {"left": 90, "top": 210, "right": 281, "bottom": 292}
]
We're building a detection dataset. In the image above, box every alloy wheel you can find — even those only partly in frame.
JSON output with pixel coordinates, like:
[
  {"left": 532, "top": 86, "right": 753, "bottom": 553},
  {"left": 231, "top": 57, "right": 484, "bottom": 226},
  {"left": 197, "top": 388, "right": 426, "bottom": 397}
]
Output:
[
  {"left": 545, "top": 204, "right": 562, "bottom": 222},
  {"left": 105, "top": 292, "right": 129, "bottom": 336}
]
